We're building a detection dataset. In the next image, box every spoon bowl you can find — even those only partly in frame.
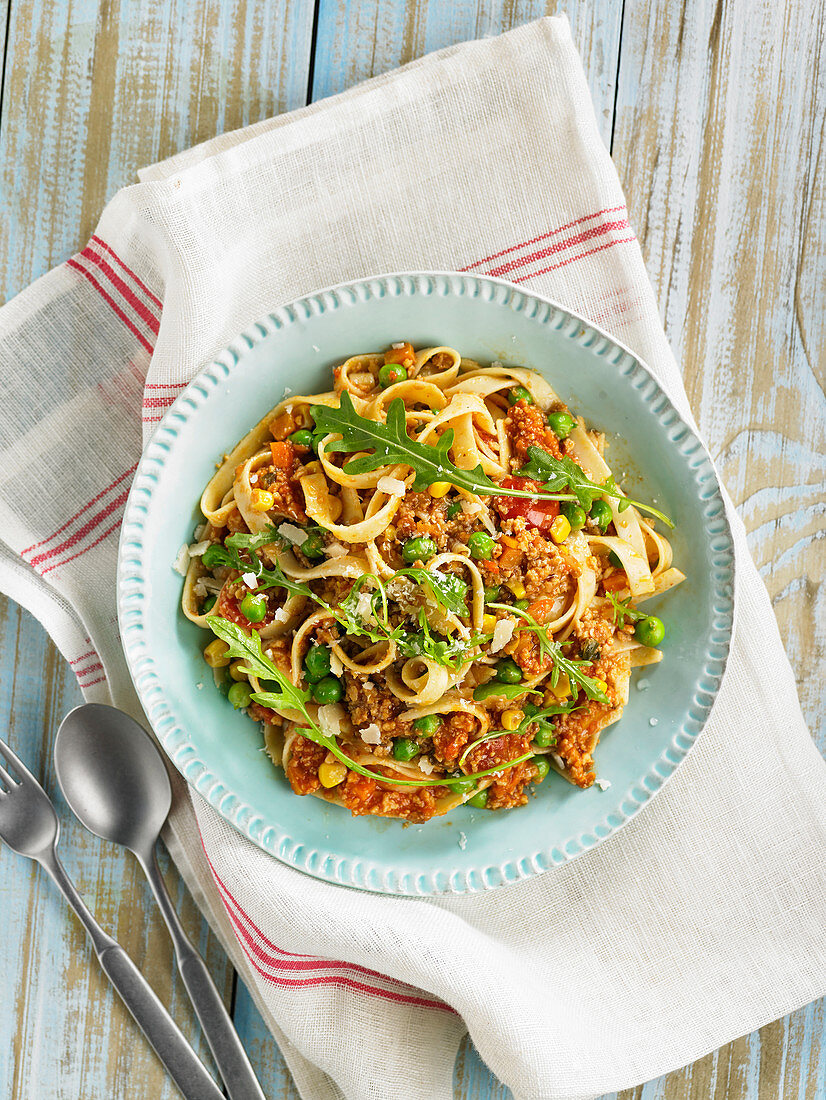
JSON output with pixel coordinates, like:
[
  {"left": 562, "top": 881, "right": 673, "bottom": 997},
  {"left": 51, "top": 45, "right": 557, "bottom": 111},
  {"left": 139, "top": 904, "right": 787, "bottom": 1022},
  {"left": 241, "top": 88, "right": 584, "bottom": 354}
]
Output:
[{"left": 54, "top": 702, "right": 171, "bottom": 858}]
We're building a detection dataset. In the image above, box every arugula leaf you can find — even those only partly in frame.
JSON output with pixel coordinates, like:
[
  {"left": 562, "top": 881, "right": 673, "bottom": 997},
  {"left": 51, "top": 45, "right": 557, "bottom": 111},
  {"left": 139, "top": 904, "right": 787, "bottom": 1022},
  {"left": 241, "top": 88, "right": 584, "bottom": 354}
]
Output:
[
  {"left": 336, "top": 573, "right": 396, "bottom": 643},
  {"left": 207, "top": 617, "right": 313, "bottom": 711},
  {"left": 604, "top": 590, "right": 644, "bottom": 630},
  {"left": 311, "top": 393, "right": 573, "bottom": 502},
  {"left": 471, "top": 681, "right": 541, "bottom": 702},
  {"left": 396, "top": 567, "right": 468, "bottom": 615},
  {"left": 489, "top": 603, "right": 611, "bottom": 704},
  {"left": 517, "top": 445, "right": 674, "bottom": 528},
  {"left": 210, "top": 614, "right": 534, "bottom": 788}
]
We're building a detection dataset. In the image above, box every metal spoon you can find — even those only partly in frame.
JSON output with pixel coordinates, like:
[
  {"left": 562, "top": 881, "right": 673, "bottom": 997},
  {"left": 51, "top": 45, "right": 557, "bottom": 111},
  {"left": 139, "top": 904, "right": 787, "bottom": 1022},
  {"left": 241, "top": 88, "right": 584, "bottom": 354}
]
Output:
[{"left": 54, "top": 703, "right": 266, "bottom": 1100}]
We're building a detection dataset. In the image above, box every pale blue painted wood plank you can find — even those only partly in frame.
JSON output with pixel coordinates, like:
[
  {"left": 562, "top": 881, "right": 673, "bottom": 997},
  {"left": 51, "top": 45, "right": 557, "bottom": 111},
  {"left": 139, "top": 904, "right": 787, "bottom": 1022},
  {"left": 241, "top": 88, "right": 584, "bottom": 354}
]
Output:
[{"left": 312, "top": 0, "right": 624, "bottom": 149}]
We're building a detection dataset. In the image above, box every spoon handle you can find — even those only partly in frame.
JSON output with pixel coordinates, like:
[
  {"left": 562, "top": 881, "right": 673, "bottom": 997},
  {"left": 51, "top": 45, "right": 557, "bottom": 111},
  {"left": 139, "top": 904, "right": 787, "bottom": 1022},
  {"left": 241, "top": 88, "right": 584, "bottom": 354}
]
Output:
[
  {"left": 41, "top": 849, "right": 225, "bottom": 1100},
  {"left": 143, "top": 850, "right": 267, "bottom": 1100}
]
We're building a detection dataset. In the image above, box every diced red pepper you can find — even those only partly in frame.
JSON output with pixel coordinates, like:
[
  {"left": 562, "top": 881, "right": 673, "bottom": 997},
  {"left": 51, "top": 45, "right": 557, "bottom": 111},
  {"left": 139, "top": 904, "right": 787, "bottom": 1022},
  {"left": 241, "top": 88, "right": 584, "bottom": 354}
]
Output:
[{"left": 493, "top": 476, "right": 560, "bottom": 531}]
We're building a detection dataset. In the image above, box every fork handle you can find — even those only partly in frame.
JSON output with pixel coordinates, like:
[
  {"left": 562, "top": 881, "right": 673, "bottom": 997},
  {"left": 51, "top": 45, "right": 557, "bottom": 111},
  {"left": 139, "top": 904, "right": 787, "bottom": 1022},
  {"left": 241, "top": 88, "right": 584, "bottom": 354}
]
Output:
[
  {"left": 96, "top": 943, "right": 227, "bottom": 1100},
  {"left": 42, "top": 854, "right": 224, "bottom": 1100}
]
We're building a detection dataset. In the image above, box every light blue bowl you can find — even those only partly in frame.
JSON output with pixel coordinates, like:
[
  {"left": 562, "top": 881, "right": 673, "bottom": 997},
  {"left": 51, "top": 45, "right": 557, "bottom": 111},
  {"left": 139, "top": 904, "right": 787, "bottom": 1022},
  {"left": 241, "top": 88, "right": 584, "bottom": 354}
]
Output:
[{"left": 118, "top": 273, "right": 734, "bottom": 895}]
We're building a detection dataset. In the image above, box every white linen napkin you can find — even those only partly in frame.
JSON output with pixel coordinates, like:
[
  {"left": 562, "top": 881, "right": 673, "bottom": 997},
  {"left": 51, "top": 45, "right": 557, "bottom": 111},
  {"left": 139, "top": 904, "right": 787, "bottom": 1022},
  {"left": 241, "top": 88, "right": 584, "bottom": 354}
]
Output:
[{"left": 1, "top": 16, "right": 824, "bottom": 1100}]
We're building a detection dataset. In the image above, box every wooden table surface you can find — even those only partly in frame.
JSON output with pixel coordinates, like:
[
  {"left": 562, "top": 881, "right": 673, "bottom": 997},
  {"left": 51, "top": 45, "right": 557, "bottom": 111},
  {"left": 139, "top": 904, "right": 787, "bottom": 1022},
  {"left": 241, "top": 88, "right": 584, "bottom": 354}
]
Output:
[{"left": 0, "top": 1, "right": 823, "bottom": 1097}]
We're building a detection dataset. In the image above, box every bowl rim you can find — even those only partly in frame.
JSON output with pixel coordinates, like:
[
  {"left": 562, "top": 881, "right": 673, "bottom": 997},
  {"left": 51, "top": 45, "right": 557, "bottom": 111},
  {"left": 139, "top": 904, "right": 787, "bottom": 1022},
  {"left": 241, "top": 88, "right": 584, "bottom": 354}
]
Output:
[{"left": 117, "top": 270, "right": 736, "bottom": 895}]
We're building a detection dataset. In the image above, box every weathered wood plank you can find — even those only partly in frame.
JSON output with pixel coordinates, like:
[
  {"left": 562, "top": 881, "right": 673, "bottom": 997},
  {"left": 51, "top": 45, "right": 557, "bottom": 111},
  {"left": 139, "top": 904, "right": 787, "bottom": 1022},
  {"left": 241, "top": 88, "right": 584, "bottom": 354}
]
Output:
[
  {"left": 0, "top": 0, "right": 316, "bottom": 302},
  {"left": 312, "top": 0, "right": 624, "bottom": 148},
  {"left": 604, "top": 0, "right": 826, "bottom": 1097}
]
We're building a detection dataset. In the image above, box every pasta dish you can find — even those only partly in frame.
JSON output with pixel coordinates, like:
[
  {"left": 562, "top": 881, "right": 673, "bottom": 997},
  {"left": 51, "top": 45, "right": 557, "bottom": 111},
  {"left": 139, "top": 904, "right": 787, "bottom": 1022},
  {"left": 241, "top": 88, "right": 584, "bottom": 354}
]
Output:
[{"left": 180, "top": 343, "right": 684, "bottom": 823}]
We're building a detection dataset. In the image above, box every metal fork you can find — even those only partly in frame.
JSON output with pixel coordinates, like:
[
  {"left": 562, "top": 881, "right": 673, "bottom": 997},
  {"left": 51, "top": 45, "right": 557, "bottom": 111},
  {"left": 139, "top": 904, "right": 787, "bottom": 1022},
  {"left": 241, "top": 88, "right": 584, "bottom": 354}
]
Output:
[{"left": 0, "top": 737, "right": 225, "bottom": 1100}]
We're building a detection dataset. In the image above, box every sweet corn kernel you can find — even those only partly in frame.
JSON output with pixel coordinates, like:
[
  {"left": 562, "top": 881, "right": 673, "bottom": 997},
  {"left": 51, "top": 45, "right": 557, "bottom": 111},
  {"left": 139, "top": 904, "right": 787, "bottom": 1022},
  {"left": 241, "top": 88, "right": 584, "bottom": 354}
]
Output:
[
  {"left": 203, "top": 639, "right": 231, "bottom": 668},
  {"left": 318, "top": 761, "right": 348, "bottom": 788},
  {"left": 384, "top": 525, "right": 396, "bottom": 541},
  {"left": 482, "top": 613, "right": 497, "bottom": 634},
  {"left": 546, "top": 673, "right": 571, "bottom": 702},
  {"left": 229, "top": 660, "right": 249, "bottom": 682},
  {"left": 500, "top": 535, "right": 520, "bottom": 549},
  {"left": 550, "top": 515, "right": 571, "bottom": 544},
  {"left": 501, "top": 709, "right": 523, "bottom": 731},
  {"left": 429, "top": 481, "right": 451, "bottom": 498},
  {"left": 507, "top": 580, "right": 526, "bottom": 599},
  {"left": 249, "top": 488, "right": 275, "bottom": 513},
  {"left": 595, "top": 678, "right": 609, "bottom": 695}
]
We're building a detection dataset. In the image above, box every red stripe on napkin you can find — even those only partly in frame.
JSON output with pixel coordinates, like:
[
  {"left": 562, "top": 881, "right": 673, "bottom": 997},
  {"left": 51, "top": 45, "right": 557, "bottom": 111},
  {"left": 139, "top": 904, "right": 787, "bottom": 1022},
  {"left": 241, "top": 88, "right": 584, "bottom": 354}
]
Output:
[
  {"left": 91, "top": 235, "right": 164, "bottom": 310},
  {"left": 66, "top": 259, "right": 155, "bottom": 355},
  {"left": 512, "top": 235, "right": 637, "bottom": 282},
  {"left": 21, "top": 466, "right": 137, "bottom": 556},
  {"left": 39, "top": 517, "right": 123, "bottom": 577},
  {"left": 460, "top": 205, "right": 627, "bottom": 271},
  {"left": 81, "top": 247, "right": 161, "bottom": 335},
  {"left": 486, "top": 218, "right": 631, "bottom": 278}
]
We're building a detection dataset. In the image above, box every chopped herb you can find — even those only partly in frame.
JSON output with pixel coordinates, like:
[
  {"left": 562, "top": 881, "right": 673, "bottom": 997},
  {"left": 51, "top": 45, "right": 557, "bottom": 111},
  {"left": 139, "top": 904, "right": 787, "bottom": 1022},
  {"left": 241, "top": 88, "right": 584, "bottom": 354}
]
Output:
[
  {"left": 580, "top": 640, "right": 602, "bottom": 662},
  {"left": 516, "top": 445, "right": 673, "bottom": 528},
  {"left": 396, "top": 566, "right": 468, "bottom": 615},
  {"left": 605, "top": 590, "right": 645, "bottom": 630},
  {"left": 396, "top": 610, "right": 487, "bottom": 668},
  {"left": 458, "top": 703, "right": 576, "bottom": 766}
]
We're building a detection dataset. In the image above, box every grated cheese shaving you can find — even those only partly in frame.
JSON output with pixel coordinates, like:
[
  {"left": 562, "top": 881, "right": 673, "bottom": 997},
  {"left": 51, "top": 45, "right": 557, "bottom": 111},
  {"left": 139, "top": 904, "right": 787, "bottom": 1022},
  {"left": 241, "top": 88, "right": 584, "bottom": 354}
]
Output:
[
  {"left": 317, "top": 705, "right": 343, "bottom": 737},
  {"left": 273, "top": 606, "right": 291, "bottom": 623},
  {"left": 418, "top": 756, "right": 435, "bottom": 775},
  {"left": 277, "top": 522, "right": 308, "bottom": 546},
  {"left": 377, "top": 475, "right": 407, "bottom": 497},
  {"left": 391, "top": 341, "right": 405, "bottom": 349},
  {"left": 596, "top": 778, "right": 612, "bottom": 791},
  {"left": 461, "top": 500, "right": 484, "bottom": 515},
  {"left": 325, "top": 542, "right": 347, "bottom": 558},
  {"left": 173, "top": 545, "right": 189, "bottom": 575},
  {"left": 490, "top": 619, "right": 515, "bottom": 654},
  {"left": 188, "top": 540, "right": 211, "bottom": 557},
  {"left": 329, "top": 650, "right": 343, "bottom": 677},
  {"left": 241, "top": 572, "right": 258, "bottom": 589},
  {"left": 361, "top": 723, "right": 381, "bottom": 745},
  {"left": 194, "top": 523, "right": 207, "bottom": 541}
]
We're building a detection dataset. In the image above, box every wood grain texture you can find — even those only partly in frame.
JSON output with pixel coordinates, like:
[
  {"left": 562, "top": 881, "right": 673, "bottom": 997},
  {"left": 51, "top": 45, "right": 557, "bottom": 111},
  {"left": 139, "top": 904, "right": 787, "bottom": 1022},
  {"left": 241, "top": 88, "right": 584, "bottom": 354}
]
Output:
[
  {"left": 0, "top": 0, "right": 824, "bottom": 1098},
  {"left": 312, "top": 0, "right": 624, "bottom": 147}
]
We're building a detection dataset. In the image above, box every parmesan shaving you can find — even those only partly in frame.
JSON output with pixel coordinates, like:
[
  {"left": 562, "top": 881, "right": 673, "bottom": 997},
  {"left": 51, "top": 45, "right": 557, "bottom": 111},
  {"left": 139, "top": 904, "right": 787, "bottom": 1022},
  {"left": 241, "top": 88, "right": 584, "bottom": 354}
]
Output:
[
  {"left": 329, "top": 650, "right": 343, "bottom": 677},
  {"left": 490, "top": 619, "right": 515, "bottom": 653},
  {"left": 173, "top": 545, "right": 189, "bottom": 575},
  {"left": 461, "top": 501, "right": 484, "bottom": 515},
  {"left": 376, "top": 475, "right": 407, "bottom": 497},
  {"left": 361, "top": 723, "right": 382, "bottom": 745},
  {"left": 317, "top": 705, "right": 344, "bottom": 738},
  {"left": 188, "top": 540, "right": 211, "bottom": 557},
  {"left": 241, "top": 572, "right": 258, "bottom": 589},
  {"left": 325, "top": 542, "right": 348, "bottom": 558},
  {"left": 273, "top": 606, "right": 291, "bottom": 623},
  {"left": 277, "top": 522, "right": 308, "bottom": 546},
  {"left": 418, "top": 757, "right": 435, "bottom": 775}
]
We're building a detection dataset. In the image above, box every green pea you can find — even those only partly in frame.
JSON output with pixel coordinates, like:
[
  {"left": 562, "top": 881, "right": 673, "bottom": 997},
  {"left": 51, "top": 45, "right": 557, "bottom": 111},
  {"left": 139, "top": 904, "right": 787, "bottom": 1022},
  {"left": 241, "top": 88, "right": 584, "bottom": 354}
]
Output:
[
  {"left": 228, "top": 681, "right": 253, "bottom": 709},
  {"left": 311, "top": 675, "right": 343, "bottom": 705},
  {"left": 201, "top": 595, "right": 217, "bottom": 613},
  {"left": 634, "top": 615, "right": 665, "bottom": 647},
  {"left": 483, "top": 584, "right": 501, "bottom": 604},
  {"left": 495, "top": 657, "right": 523, "bottom": 684},
  {"left": 508, "top": 385, "right": 534, "bottom": 406},
  {"left": 589, "top": 499, "right": 613, "bottom": 531},
  {"left": 533, "top": 723, "right": 557, "bottom": 748},
  {"left": 467, "top": 531, "right": 495, "bottom": 560},
  {"left": 239, "top": 591, "right": 268, "bottom": 623},
  {"left": 467, "top": 789, "right": 489, "bottom": 809},
  {"left": 548, "top": 410, "right": 574, "bottom": 439},
  {"left": 413, "top": 714, "right": 441, "bottom": 736},
  {"left": 379, "top": 363, "right": 407, "bottom": 388},
  {"left": 402, "top": 536, "right": 437, "bottom": 563},
  {"left": 392, "top": 737, "right": 419, "bottom": 762},
  {"left": 533, "top": 755, "right": 551, "bottom": 782},
  {"left": 303, "top": 644, "right": 331, "bottom": 684},
  {"left": 201, "top": 544, "right": 226, "bottom": 569},
  {"left": 447, "top": 776, "right": 477, "bottom": 795},
  {"left": 301, "top": 531, "right": 326, "bottom": 560},
  {"left": 514, "top": 598, "right": 530, "bottom": 611},
  {"left": 608, "top": 550, "right": 623, "bottom": 569},
  {"left": 289, "top": 429, "right": 314, "bottom": 448},
  {"left": 562, "top": 502, "right": 587, "bottom": 530},
  {"left": 446, "top": 500, "right": 462, "bottom": 520}
]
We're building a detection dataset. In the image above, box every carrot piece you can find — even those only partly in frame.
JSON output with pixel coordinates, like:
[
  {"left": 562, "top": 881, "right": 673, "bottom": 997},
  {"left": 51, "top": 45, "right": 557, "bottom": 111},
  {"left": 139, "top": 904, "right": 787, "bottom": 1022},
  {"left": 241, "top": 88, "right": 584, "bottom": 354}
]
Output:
[
  {"left": 602, "top": 571, "right": 628, "bottom": 594},
  {"left": 270, "top": 441, "right": 294, "bottom": 468}
]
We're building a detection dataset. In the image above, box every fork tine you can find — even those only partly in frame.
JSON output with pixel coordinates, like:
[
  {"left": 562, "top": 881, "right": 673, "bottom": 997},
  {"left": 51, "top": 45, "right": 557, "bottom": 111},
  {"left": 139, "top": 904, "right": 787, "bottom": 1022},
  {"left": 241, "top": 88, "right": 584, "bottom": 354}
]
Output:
[
  {"left": 0, "top": 759, "right": 15, "bottom": 791},
  {"left": 0, "top": 737, "right": 35, "bottom": 782}
]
